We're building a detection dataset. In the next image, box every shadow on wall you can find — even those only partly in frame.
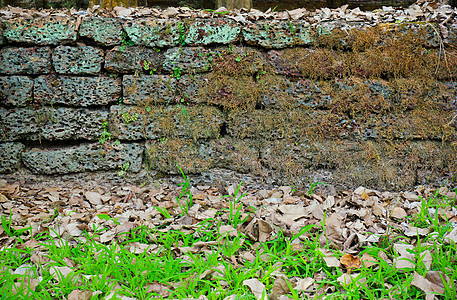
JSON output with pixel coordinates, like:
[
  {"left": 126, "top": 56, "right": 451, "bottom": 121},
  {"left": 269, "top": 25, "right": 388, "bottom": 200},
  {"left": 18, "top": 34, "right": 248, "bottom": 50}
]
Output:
[{"left": 0, "top": 0, "right": 432, "bottom": 10}]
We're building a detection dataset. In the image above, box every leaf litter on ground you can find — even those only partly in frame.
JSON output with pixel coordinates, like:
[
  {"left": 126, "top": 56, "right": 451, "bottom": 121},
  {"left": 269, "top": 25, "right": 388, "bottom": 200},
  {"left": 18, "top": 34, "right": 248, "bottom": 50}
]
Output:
[{"left": 0, "top": 177, "right": 456, "bottom": 299}]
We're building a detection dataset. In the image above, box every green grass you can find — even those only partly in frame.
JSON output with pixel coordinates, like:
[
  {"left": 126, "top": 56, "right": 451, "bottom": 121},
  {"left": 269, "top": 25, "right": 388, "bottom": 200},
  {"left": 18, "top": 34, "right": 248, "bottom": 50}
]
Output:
[{"left": 1, "top": 185, "right": 456, "bottom": 299}]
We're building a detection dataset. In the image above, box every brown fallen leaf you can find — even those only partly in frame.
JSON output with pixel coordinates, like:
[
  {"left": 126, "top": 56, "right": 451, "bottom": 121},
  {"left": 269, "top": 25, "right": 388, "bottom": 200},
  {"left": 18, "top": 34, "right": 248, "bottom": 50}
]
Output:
[
  {"left": 411, "top": 272, "right": 444, "bottom": 296},
  {"left": 340, "top": 254, "right": 362, "bottom": 270},
  {"left": 243, "top": 278, "right": 268, "bottom": 300},
  {"left": 271, "top": 276, "right": 292, "bottom": 300},
  {"left": 391, "top": 207, "right": 407, "bottom": 219},
  {"left": 360, "top": 252, "right": 378, "bottom": 268},
  {"left": 68, "top": 289, "right": 93, "bottom": 300}
]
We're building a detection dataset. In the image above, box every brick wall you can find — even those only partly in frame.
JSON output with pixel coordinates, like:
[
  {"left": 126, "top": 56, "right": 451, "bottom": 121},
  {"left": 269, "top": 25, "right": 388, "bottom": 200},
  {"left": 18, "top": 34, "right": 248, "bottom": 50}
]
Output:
[{"left": 0, "top": 11, "right": 456, "bottom": 190}]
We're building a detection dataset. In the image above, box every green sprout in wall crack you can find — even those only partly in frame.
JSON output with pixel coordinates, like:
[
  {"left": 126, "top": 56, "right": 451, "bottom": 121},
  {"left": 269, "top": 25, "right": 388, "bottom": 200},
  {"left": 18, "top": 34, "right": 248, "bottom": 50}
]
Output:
[
  {"left": 118, "top": 162, "right": 130, "bottom": 177},
  {"left": 121, "top": 111, "right": 139, "bottom": 124},
  {"left": 99, "top": 119, "right": 112, "bottom": 145}
]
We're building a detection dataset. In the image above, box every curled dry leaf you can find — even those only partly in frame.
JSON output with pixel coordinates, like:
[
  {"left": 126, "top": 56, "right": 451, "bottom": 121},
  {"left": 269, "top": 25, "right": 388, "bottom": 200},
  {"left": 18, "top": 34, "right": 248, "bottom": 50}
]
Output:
[
  {"left": 360, "top": 252, "right": 378, "bottom": 268},
  {"left": 295, "top": 277, "right": 314, "bottom": 291},
  {"left": 411, "top": 272, "right": 444, "bottom": 295},
  {"left": 340, "top": 254, "right": 362, "bottom": 270},
  {"left": 271, "top": 276, "right": 292, "bottom": 300},
  {"left": 243, "top": 278, "right": 268, "bottom": 300}
]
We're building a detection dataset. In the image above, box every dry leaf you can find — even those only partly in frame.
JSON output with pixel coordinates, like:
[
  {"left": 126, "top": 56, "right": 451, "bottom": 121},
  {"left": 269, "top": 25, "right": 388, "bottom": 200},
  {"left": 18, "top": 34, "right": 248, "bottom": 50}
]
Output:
[
  {"left": 84, "top": 191, "right": 102, "bottom": 206},
  {"left": 325, "top": 213, "right": 344, "bottom": 246},
  {"left": 295, "top": 277, "right": 314, "bottom": 291},
  {"left": 337, "top": 273, "right": 367, "bottom": 287},
  {"left": 49, "top": 266, "right": 73, "bottom": 282},
  {"left": 68, "top": 289, "right": 93, "bottom": 300},
  {"left": 243, "top": 278, "right": 268, "bottom": 300},
  {"left": 391, "top": 207, "right": 407, "bottom": 219},
  {"left": 411, "top": 272, "right": 444, "bottom": 295},
  {"left": 323, "top": 256, "right": 341, "bottom": 267},
  {"left": 271, "top": 276, "right": 292, "bottom": 300},
  {"left": 340, "top": 254, "right": 362, "bottom": 269},
  {"left": 360, "top": 252, "right": 378, "bottom": 268}
]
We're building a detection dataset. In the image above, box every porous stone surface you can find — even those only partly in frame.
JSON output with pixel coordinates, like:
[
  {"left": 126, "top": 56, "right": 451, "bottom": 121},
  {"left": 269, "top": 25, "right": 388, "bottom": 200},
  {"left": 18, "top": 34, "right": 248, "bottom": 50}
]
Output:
[
  {"left": 0, "top": 107, "right": 107, "bottom": 141},
  {"left": 184, "top": 19, "right": 241, "bottom": 45},
  {"left": 243, "top": 21, "right": 313, "bottom": 49},
  {"left": 79, "top": 17, "right": 123, "bottom": 46},
  {"left": 123, "top": 75, "right": 176, "bottom": 105},
  {"left": 109, "top": 105, "right": 224, "bottom": 140},
  {"left": 22, "top": 142, "right": 143, "bottom": 174},
  {"left": 0, "top": 76, "right": 33, "bottom": 107},
  {"left": 0, "top": 47, "right": 51, "bottom": 74},
  {"left": 3, "top": 16, "right": 77, "bottom": 45},
  {"left": 34, "top": 75, "right": 122, "bottom": 106},
  {"left": 124, "top": 19, "right": 182, "bottom": 47},
  {"left": 105, "top": 46, "right": 164, "bottom": 74},
  {"left": 0, "top": 142, "right": 24, "bottom": 173},
  {"left": 163, "top": 47, "right": 216, "bottom": 73},
  {"left": 52, "top": 45, "right": 104, "bottom": 75}
]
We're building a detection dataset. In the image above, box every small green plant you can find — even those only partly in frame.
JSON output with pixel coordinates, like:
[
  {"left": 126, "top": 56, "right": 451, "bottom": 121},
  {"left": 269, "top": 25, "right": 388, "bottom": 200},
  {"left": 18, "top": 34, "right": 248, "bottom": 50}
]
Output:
[
  {"left": 121, "top": 111, "right": 139, "bottom": 124},
  {"left": 141, "top": 60, "right": 156, "bottom": 75},
  {"left": 99, "top": 119, "right": 112, "bottom": 145},
  {"left": 97, "top": 214, "right": 120, "bottom": 225},
  {"left": 156, "top": 206, "right": 171, "bottom": 219},
  {"left": 173, "top": 66, "right": 182, "bottom": 80},
  {"left": 119, "top": 32, "right": 134, "bottom": 52},
  {"left": 1, "top": 212, "right": 31, "bottom": 243},
  {"left": 235, "top": 56, "right": 242, "bottom": 62},
  {"left": 307, "top": 179, "right": 328, "bottom": 196},
  {"left": 118, "top": 162, "right": 130, "bottom": 177},
  {"left": 288, "top": 22, "right": 295, "bottom": 34},
  {"left": 176, "top": 164, "right": 193, "bottom": 216},
  {"left": 177, "top": 22, "right": 186, "bottom": 46},
  {"left": 222, "top": 182, "right": 252, "bottom": 228}
]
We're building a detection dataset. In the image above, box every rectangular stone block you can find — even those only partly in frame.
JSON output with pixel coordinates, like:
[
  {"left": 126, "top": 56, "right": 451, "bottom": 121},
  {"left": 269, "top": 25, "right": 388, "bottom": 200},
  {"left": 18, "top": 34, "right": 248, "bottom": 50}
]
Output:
[
  {"left": 242, "top": 21, "right": 313, "bottom": 49},
  {"left": 0, "top": 107, "right": 108, "bottom": 141},
  {"left": 0, "top": 47, "right": 51, "bottom": 75},
  {"left": 22, "top": 142, "right": 143, "bottom": 174},
  {"left": 79, "top": 17, "right": 123, "bottom": 46},
  {"left": 0, "top": 142, "right": 24, "bottom": 173},
  {"left": 52, "top": 46, "right": 104, "bottom": 75},
  {"left": 185, "top": 19, "right": 241, "bottom": 46},
  {"left": 123, "top": 75, "right": 176, "bottom": 105},
  {"left": 145, "top": 137, "right": 263, "bottom": 175},
  {"left": 3, "top": 16, "right": 77, "bottom": 45},
  {"left": 109, "top": 105, "right": 224, "bottom": 140},
  {"left": 34, "top": 75, "right": 121, "bottom": 106},
  {"left": 163, "top": 47, "right": 215, "bottom": 74},
  {"left": 124, "top": 19, "right": 182, "bottom": 47},
  {"left": 0, "top": 76, "right": 33, "bottom": 107},
  {"left": 105, "top": 46, "right": 164, "bottom": 74}
]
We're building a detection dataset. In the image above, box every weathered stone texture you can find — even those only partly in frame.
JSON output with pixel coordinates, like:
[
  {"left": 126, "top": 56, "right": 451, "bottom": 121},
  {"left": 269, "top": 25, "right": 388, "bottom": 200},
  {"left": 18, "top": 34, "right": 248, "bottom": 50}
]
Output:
[
  {"left": 243, "top": 21, "right": 313, "bottom": 49},
  {"left": 34, "top": 75, "right": 121, "bottom": 106},
  {"left": 0, "top": 142, "right": 24, "bottom": 173},
  {"left": 124, "top": 19, "right": 182, "bottom": 47},
  {"left": 0, "top": 76, "right": 33, "bottom": 107},
  {"left": 52, "top": 46, "right": 104, "bottom": 75},
  {"left": 105, "top": 46, "right": 164, "bottom": 74},
  {"left": 163, "top": 47, "right": 215, "bottom": 74},
  {"left": 22, "top": 142, "right": 143, "bottom": 174},
  {"left": 109, "top": 105, "right": 224, "bottom": 140},
  {"left": 0, "top": 107, "right": 107, "bottom": 141},
  {"left": 123, "top": 75, "right": 176, "bottom": 105},
  {"left": 79, "top": 17, "right": 123, "bottom": 46},
  {"left": 3, "top": 17, "right": 77, "bottom": 45},
  {"left": 185, "top": 19, "right": 241, "bottom": 45},
  {"left": 0, "top": 47, "right": 51, "bottom": 75}
]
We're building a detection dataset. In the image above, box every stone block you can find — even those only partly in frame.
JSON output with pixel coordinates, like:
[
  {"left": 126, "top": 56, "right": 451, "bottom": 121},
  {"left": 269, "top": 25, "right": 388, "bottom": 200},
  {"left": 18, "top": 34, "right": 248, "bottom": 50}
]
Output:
[
  {"left": 210, "top": 137, "right": 262, "bottom": 174},
  {"left": 109, "top": 105, "right": 223, "bottom": 140},
  {"left": 52, "top": 46, "right": 104, "bottom": 75},
  {"left": 0, "top": 76, "right": 33, "bottom": 107},
  {"left": 0, "top": 47, "right": 51, "bottom": 75},
  {"left": 163, "top": 47, "right": 215, "bottom": 74},
  {"left": 0, "top": 107, "right": 107, "bottom": 141},
  {"left": 0, "top": 142, "right": 24, "bottom": 173},
  {"left": 105, "top": 46, "right": 164, "bottom": 74},
  {"left": 242, "top": 21, "right": 313, "bottom": 49},
  {"left": 79, "top": 17, "right": 123, "bottom": 46},
  {"left": 22, "top": 142, "right": 143, "bottom": 174},
  {"left": 124, "top": 19, "right": 182, "bottom": 47},
  {"left": 34, "top": 75, "right": 121, "bottom": 106},
  {"left": 3, "top": 16, "right": 77, "bottom": 45},
  {"left": 123, "top": 75, "right": 176, "bottom": 105},
  {"left": 145, "top": 138, "right": 213, "bottom": 174},
  {"left": 185, "top": 19, "right": 241, "bottom": 45}
]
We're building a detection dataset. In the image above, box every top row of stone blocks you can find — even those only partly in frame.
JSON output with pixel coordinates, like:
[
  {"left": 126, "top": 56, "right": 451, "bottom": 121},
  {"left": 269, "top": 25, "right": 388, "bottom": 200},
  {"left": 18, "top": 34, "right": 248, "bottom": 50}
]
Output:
[{"left": 1, "top": 16, "right": 453, "bottom": 49}]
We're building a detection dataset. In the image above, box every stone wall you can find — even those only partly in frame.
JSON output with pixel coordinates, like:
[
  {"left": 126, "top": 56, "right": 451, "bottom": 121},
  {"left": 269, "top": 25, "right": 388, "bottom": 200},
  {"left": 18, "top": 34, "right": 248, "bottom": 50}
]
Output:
[{"left": 1, "top": 4, "right": 456, "bottom": 190}]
